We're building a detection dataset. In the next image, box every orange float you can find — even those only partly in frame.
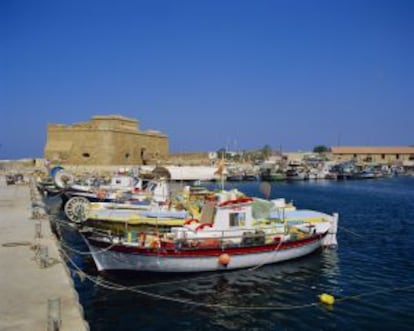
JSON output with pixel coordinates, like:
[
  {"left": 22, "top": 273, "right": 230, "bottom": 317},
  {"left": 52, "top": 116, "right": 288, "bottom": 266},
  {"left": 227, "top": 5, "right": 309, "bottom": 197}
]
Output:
[{"left": 218, "top": 253, "right": 231, "bottom": 266}]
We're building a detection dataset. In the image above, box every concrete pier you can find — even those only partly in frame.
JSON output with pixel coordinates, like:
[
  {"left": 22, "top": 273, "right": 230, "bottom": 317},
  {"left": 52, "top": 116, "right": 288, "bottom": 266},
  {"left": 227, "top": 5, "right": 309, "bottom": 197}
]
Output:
[{"left": 0, "top": 178, "right": 89, "bottom": 330}]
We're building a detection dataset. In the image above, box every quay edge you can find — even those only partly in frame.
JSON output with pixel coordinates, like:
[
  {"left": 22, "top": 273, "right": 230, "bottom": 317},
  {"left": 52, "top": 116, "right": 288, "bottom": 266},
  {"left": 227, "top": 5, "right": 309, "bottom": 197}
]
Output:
[{"left": 0, "top": 173, "right": 89, "bottom": 331}]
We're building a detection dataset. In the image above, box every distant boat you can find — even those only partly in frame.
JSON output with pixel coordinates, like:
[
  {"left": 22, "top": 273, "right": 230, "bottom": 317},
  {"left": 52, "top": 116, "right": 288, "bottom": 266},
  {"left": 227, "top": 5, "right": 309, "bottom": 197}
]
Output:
[
  {"left": 61, "top": 175, "right": 170, "bottom": 207},
  {"left": 226, "top": 173, "right": 244, "bottom": 182},
  {"left": 285, "top": 168, "right": 308, "bottom": 181},
  {"left": 352, "top": 170, "right": 376, "bottom": 179},
  {"left": 242, "top": 173, "right": 259, "bottom": 181},
  {"left": 259, "top": 169, "right": 286, "bottom": 181}
]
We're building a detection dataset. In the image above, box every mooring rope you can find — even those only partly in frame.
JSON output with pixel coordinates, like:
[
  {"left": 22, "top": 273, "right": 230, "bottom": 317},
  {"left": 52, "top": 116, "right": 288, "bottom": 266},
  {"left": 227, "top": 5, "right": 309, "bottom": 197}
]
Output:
[
  {"left": 335, "top": 285, "right": 414, "bottom": 303},
  {"left": 53, "top": 218, "right": 79, "bottom": 230},
  {"left": 339, "top": 226, "right": 363, "bottom": 238},
  {"left": 59, "top": 245, "right": 414, "bottom": 311},
  {"left": 60, "top": 247, "right": 320, "bottom": 310},
  {"left": 59, "top": 239, "right": 117, "bottom": 256},
  {"left": 52, "top": 218, "right": 118, "bottom": 256},
  {"left": 248, "top": 235, "right": 284, "bottom": 272}
]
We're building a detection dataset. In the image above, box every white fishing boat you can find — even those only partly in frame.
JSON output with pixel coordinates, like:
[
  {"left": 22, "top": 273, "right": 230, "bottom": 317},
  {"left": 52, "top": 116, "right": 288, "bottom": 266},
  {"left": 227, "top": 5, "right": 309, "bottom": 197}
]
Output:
[
  {"left": 82, "top": 191, "right": 338, "bottom": 273},
  {"left": 61, "top": 174, "right": 172, "bottom": 212},
  {"left": 63, "top": 184, "right": 212, "bottom": 226}
]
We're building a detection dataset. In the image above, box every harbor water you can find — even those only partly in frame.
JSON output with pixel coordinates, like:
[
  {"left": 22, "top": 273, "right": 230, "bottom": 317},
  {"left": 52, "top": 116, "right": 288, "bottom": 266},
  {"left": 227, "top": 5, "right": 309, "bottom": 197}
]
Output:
[{"left": 49, "top": 177, "right": 414, "bottom": 330}]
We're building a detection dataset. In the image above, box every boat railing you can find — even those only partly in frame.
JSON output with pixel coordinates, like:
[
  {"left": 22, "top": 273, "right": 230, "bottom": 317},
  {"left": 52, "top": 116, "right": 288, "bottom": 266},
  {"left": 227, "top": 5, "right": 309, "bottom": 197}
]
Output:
[{"left": 89, "top": 221, "right": 315, "bottom": 249}]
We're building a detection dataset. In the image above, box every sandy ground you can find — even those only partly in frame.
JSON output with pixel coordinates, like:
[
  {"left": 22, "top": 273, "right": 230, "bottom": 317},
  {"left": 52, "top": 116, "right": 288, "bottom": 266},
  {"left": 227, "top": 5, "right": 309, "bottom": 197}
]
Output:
[{"left": 0, "top": 178, "right": 88, "bottom": 331}]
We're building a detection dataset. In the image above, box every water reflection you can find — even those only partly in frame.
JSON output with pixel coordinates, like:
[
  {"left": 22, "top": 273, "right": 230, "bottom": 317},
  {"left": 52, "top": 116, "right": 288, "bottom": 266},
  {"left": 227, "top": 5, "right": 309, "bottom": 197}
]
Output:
[{"left": 46, "top": 177, "right": 414, "bottom": 330}]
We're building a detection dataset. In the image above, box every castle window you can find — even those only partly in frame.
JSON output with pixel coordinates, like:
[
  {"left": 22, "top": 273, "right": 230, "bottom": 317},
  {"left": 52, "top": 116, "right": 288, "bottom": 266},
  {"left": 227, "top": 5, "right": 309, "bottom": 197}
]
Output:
[
  {"left": 381, "top": 154, "right": 385, "bottom": 159},
  {"left": 396, "top": 154, "right": 400, "bottom": 160},
  {"left": 125, "top": 153, "right": 130, "bottom": 159},
  {"left": 82, "top": 153, "right": 90, "bottom": 158}
]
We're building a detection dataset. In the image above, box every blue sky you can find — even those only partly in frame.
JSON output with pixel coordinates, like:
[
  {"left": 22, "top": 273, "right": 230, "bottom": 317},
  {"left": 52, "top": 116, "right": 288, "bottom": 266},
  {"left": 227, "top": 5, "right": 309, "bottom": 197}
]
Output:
[{"left": 1, "top": 0, "right": 413, "bottom": 159}]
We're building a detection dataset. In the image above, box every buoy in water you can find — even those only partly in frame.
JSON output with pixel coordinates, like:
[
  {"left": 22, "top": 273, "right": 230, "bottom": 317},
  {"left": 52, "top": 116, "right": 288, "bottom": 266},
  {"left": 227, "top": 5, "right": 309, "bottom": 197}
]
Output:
[
  {"left": 218, "top": 253, "right": 231, "bottom": 266},
  {"left": 318, "top": 293, "right": 335, "bottom": 305}
]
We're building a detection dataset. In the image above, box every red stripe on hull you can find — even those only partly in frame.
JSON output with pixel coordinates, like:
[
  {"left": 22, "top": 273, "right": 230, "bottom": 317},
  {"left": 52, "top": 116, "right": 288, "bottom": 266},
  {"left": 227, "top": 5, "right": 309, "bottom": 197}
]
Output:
[{"left": 86, "top": 232, "right": 327, "bottom": 257}]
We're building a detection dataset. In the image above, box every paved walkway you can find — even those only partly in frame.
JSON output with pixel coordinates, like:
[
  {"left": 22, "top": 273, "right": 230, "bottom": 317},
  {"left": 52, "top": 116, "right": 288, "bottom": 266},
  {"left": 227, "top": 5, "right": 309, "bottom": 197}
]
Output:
[{"left": 0, "top": 179, "right": 88, "bottom": 331}]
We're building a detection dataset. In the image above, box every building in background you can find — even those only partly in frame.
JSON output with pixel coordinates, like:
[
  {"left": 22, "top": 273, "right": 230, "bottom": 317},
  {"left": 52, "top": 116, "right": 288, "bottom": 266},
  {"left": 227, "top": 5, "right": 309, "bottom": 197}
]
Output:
[
  {"left": 44, "top": 115, "right": 168, "bottom": 165},
  {"left": 331, "top": 146, "right": 414, "bottom": 164}
]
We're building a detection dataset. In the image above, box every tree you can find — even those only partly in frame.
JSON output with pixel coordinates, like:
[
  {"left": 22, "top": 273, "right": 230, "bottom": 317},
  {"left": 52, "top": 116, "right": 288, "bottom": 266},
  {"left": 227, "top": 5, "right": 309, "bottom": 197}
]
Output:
[
  {"left": 313, "top": 145, "right": 329, "bottom": 153},
  {"left": 261, "top": 144, "right": 272, "bottom": 159},
  {"left": 216, "top": 148, "right": 227, "bottom": 159}
]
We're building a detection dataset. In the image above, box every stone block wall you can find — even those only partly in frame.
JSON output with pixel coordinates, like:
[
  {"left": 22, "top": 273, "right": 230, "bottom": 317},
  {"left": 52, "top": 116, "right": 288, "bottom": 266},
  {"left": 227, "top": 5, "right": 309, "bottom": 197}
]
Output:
[{"left": 44, "top": 115, "right": 168, "bottom": 165}]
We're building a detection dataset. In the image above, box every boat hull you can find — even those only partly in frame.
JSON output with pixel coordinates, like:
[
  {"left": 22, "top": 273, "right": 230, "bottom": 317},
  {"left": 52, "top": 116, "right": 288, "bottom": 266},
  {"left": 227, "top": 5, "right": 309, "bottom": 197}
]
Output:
[{"left": 83, "top": 233, "right": 326, "bottom": 273}]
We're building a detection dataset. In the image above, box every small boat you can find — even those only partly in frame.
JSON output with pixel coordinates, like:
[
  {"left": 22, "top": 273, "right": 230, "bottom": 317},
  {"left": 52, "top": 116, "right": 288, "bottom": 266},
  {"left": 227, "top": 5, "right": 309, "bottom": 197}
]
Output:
[
  {"left": 242, "top": 173, "right": 259, "bottom": 181},
  {"left": 286, "top": 168, "right": 308, "bottom": 181},
  {"left": 61, "top": 175, "right": 170, "bottom": 207},
  {"left": 82, "top": 191, "right": 338, "bottom": 273},
  {"left": 226, "top": 174, "right": 244, "bottom": 182},
  {"left": 259, "top": 169, "right": 286, "bottom": 181},
  {"left": 352, "top": 169, "right": 376, "bottom": 179},
  {"left": 63, "top": 184, "right": 215, "bottom": 234}
]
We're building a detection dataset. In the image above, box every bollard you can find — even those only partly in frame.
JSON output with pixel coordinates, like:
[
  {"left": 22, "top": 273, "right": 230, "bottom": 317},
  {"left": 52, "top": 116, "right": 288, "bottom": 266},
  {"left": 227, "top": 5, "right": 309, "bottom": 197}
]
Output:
[
  {"left": 32, "top": 208, "right": 40, "bottom": 220},
  {"left": 39, "top": 245, "right": 49, "bottom": 268},
  {"left": 47, "top": 297, "right": 62, "bottom": 331},
  {"left": 35, "top": 221, "right": 42, "bottom": 239}
]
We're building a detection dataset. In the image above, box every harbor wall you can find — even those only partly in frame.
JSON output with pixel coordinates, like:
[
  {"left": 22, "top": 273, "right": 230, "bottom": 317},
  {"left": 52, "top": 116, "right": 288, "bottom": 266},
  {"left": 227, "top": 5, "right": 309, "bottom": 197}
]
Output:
[{"left": 0, "top": 175, "right": 89, "bottom": 331}]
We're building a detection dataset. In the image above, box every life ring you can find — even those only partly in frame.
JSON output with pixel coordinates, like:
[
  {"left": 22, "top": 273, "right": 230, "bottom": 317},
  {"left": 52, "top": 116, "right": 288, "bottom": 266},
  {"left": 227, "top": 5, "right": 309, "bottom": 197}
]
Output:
[
  {"left": 184, "top": 218, "right": 199, "bottom": 225},
  {"left": 195, "top": 223, "right": 213, "bottom": 232}
]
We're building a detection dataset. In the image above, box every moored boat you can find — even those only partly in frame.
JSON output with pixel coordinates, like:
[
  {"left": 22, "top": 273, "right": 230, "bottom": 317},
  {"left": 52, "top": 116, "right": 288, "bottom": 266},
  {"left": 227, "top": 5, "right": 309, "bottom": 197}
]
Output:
[{"left": 82, "top": 191, "right": 338, "bottom": 273}]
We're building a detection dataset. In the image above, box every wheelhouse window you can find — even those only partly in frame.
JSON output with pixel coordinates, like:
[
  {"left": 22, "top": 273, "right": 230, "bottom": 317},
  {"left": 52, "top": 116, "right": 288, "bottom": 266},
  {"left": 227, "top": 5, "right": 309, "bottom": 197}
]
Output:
[{"left": 229, "top": 212, "right": 246, "bottom": 227}]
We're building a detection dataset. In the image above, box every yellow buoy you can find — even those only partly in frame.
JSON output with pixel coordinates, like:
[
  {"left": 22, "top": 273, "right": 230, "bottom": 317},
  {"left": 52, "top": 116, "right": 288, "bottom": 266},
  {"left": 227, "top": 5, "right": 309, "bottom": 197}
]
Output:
[{"left": 318, "top": 293, "right": 335, "bottom": 305}]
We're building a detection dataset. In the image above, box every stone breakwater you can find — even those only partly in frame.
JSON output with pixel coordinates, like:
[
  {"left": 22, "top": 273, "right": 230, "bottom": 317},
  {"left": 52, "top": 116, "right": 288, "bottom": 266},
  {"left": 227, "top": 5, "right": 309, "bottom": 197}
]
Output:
[{"left": 0, "top": 175, "right": 89, "bottom": 331}]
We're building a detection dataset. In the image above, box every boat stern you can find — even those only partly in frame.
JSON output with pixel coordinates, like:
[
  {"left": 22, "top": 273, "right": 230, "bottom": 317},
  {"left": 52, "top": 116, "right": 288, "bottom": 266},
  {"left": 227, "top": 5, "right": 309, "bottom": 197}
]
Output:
[{"left": 321, "top": 212, "right": 338, "bottom": 248}]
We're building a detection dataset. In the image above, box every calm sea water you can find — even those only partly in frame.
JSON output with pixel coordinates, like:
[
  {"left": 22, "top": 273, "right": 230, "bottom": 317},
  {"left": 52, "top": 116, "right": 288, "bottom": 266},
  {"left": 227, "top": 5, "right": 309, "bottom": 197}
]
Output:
[{"left": 50, "top": 177, "right": 414, "bottom": 331}]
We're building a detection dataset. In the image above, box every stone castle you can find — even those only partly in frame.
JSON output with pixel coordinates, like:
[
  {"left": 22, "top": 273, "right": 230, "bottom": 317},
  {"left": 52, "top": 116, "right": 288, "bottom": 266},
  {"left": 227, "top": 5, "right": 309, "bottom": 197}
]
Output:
[{"left": 44, "top": 115, "right": 168, "bottom": 165}]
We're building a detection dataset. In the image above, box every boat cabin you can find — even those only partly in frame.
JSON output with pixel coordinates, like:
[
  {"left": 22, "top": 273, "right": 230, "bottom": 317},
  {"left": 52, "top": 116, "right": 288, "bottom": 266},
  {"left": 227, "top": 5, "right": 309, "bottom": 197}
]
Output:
[
  {"left": 108, "top": 175, "right": 138, "bottom": 189},
  {"left": 172, "top": 191, "right": 259, "bottom": 241}
]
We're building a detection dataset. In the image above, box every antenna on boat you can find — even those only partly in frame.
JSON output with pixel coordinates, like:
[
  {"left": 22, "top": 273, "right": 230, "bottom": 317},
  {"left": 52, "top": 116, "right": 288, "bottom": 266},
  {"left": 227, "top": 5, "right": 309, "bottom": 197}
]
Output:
[{"left": 214, "top": 155, "right": 226, "bottom": 191}]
